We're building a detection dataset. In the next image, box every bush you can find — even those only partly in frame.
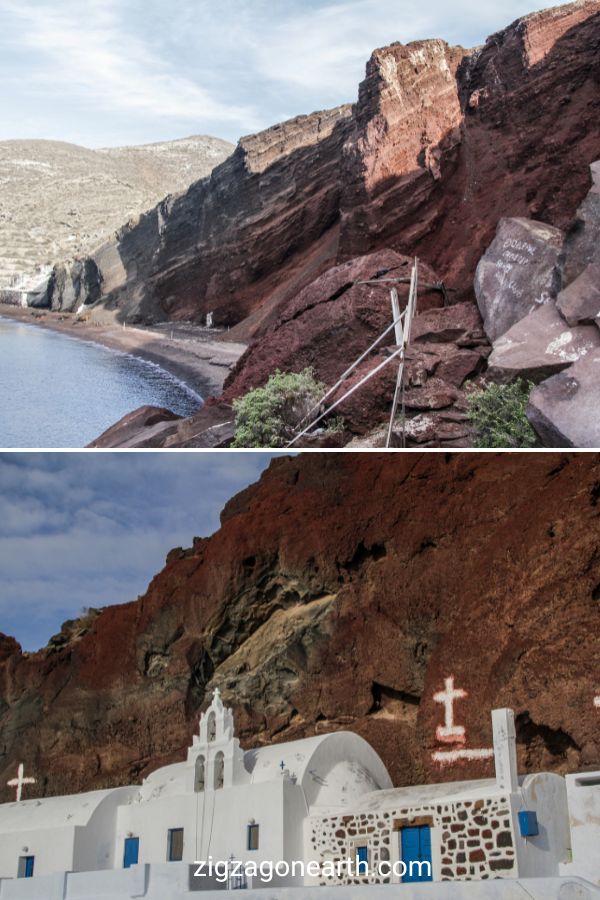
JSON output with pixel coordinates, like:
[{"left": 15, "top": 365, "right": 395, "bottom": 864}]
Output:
[
  {"left": 232, "top": 368, "right": 335, "bottom": 448},
  {"left": 467, "top": 380, "right": 540, "bottom": 448}
]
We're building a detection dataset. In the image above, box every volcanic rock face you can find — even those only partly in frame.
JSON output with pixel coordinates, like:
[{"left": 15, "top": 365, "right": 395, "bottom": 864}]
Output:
[
  {"left": 220, "top": 253, "right": 487, "bottom": 442},
  {"left": 57, "top": 107, "right": 355, "bottom": 326},
  {"left": 1, "top": 453, "right": 600, "bottom": 800},
  {"left": 46, "top": 0, "right": 600, "bottom": 330}
]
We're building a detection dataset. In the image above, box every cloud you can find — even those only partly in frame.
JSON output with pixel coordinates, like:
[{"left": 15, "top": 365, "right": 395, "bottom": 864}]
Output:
[
  {"left": 0, "top": 0, "right": 565, "bottom": 146},
  {"left": 0, "top": 452, "right": 284, "bottom": 650},
  {"left": 0, "top": 0, "right": 260, "bottom": 128}
]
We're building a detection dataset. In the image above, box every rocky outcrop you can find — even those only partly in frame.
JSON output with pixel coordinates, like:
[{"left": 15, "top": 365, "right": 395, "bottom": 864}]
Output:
[
  {"left": 487, "top": 304, "right": 600, "bottom": 382},
  {"left": 218, "top": 254, "right": 487, "bottom": 442},
  {"left": 222, "top": 250, "right": 444, "bottom": 400},
  {"left": 527, "top": 350, "right": 600, "bottom": 446},
  {"left": 89, "top": 401, "right": 235, "bottom": 449},
  {"left": 557, "top": 264, "right": 600, "bottom": 327},
  {"left": 46, "top": 0, "right": 600, "bottom": 330},
  {"left": 474, "top": 218, "right": 564, "bottom": 342},
  {"left": 339, "top": 0, "right": 600, "bottom": 299},
  {"left": 55, "top": 107, "right": 355, "bottom": 326},
  {"left": 469, "top": 161, "right": 600, "bottom": 445},
  {"left": 1, "top": 453, "right": 600, "bottom": 800}
]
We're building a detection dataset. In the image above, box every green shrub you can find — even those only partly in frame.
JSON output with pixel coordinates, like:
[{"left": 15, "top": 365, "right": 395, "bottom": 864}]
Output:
[
  {"left": 467, "top": 380, "right": 540, "bottom": 448},
  {"left": 232, "top": 368, "right": 336, "bottom": 448}
]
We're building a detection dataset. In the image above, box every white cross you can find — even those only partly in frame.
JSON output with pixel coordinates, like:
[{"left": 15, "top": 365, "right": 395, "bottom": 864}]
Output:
[
  {"left": 594, "top": 696, "right": 600, "bottom": 709},
  {"left": 7, "top": 763, "right": 36, "bottom": 802},
  {"left": 433, "top": 676, "right": 467, "bottom": 743}
]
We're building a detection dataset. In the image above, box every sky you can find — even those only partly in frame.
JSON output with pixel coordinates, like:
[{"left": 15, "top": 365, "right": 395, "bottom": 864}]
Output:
[
  {"left": 0, "top": 0, "right": 561, "bottom": 148},
  {"left": 0, "top": 452, "right": 283, "bottom": 651}
]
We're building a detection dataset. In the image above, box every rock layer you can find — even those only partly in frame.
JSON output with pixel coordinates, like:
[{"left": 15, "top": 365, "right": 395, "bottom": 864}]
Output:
[
  {"left": 44, "top": 0, "right": 600, "bottom": 329},
  {"left": 1, "top": 453, "right": 600, "bottom": 800}
]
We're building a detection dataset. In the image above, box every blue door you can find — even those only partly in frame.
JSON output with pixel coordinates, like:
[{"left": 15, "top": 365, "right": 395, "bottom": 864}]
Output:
[
  {"left": 123, "top": 837, "right": 139, "bottom": 868},
  {"left": 355, "top": 845, "right": 368, "bottom": 874},
  {"left": 401, "top": 826, "right": 433, "bottom": 882}
]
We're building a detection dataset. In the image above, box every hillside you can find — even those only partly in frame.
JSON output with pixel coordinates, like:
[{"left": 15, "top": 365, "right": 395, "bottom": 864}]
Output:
[
  {"left": 0, "top": 135, "right": 233, "bottom": 289},
  {"left": 61, "top": 0, "right": 600, "bottom": 449},
  {"left": 0, "top": 452, "right": 599, "bottom": 801}
]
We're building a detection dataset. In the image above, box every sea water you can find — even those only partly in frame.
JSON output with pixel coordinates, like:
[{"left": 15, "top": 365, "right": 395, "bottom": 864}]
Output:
[{"left": 0, "top": 316, "right": 202, "bottom": 447}]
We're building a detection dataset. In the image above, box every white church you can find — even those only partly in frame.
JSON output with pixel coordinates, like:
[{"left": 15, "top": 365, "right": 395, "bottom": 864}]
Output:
[{"left": 0, "top": 688, "right": 599, "bottom": 900}]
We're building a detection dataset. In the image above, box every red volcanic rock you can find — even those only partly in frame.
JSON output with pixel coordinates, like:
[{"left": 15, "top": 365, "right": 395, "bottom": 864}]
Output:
[
  {"left": 340, "top": 1, "right": 600, "bottom": 301},
  {"left": 487, "top": 303, "right": 600, "bottom": 383},
  {"left": 88, "top": 405, "right": 182, "bottom": 448},
  {"left": 57, "top": 1, "right": 600, "bottom": 333},
  {"left": 557, "top": 264, "right": 600, "bottom": 327},
  {"left": 1, "top": 454, "right": 600, "bottom": 799},
  {"left": 410, "top": 303, "right": 486, "bottom": 345},
  {"left": 222, "top": 250, "right": 444, "bottom": 402}
]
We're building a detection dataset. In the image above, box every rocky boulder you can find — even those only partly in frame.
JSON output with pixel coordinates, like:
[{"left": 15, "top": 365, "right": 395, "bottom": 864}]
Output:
[
  {"left": 474, "top": 218, "right": 563, "bottom": 342},
  {"left": 557, "top": 263, "right": 600, "bottom": 327},
  {"left": 527, "top": 349, "right": 600, "bottom": 446},
  {"left": 222, "top": 250, "right": 444, "bottom": 404},
  {"left": 560, "top": 158, "right": 600, "bottom": 287},
  {"left": 487, "top": 303, "right": 600, "bottom": 382},
  {"left": 89, "top": 406, "right": 182, "bottom": 449}
]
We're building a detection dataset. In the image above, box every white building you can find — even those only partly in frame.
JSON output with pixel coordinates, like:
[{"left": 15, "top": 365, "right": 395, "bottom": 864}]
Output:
[{"left": 0, "top": 689, "right": 598, "bottom": 899}]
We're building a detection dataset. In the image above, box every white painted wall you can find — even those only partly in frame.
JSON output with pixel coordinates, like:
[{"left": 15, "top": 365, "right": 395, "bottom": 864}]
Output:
[
  {"left": 560, "top": 771, "right": 600, "bottom": 886},
  {"left": 1, "top": 867, "right": 600, "bottom": 900},
  {"left": 0, "top": 825, "right": 75, "bottom": 880},
  {"left": 510, "top": 774, "right": 570, "bottom": 878}
]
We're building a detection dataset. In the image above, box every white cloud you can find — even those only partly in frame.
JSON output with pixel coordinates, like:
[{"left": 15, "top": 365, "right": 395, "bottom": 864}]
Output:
[
  {"left": 0, "top": 0, "right": 261, "bottom": 132},
  {"left": 0, "top": 452, "right": 284, "bottom": 650},
  {"left": 0, "top": 0, "right": 570, "bottom": 146}
]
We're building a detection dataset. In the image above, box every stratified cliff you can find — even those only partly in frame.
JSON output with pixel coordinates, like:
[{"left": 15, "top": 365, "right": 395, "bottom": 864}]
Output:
[
  {"left": 49, "top": 0, "right": 600, "bottom": 335},
  {"left": 1, "top": 453, "right": 599, "bottom": 800}
]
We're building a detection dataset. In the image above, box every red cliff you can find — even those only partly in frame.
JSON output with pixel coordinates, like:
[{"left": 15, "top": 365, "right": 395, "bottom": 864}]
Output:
[{"left": 1, "top": 453, "right": 599, "bottom": 800}]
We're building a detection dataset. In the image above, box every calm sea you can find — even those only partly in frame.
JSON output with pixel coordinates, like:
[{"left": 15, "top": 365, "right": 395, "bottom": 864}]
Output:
[{"left": 0, "top": 316, "right": 202, "bottom": 447}]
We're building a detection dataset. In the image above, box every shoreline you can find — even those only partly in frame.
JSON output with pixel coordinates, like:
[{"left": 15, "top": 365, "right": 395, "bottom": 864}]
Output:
[{"left": 0, "top": 305, "right": 247, "bottom": 402}]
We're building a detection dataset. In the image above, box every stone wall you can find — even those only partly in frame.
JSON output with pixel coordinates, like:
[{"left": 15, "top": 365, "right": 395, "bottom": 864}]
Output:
[{"left": 307, "top": 796, "right": 517, "bottom": 884}]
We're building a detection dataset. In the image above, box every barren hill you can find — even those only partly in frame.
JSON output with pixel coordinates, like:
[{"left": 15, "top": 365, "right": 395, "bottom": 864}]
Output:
[{"left": 0, "top": 135, "right": 233, "bottom": 288}]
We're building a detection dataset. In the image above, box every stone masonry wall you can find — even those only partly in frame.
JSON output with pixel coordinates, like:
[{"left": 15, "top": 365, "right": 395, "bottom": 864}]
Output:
[{"left": 308, "top": 797, "right": 516, "bottom": 884}]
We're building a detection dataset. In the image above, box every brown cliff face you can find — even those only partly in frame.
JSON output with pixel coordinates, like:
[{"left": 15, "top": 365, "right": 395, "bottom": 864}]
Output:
[
  {"left": 89, "top": 107, "right": 354, "bottom": 328},
  {"left": 1, "top": 453, "right": 600, "bottom": 800},
  {"left": 55, "top": 1, "right": 600, "bottom": 337},
  {"left": 339, "top": 1, "right": 600, "bottom": 301}
]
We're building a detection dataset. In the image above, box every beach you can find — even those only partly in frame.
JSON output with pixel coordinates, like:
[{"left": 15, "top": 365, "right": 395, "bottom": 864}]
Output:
[{"left": 0, "top": 305, "right": 247, "bottom": 400}]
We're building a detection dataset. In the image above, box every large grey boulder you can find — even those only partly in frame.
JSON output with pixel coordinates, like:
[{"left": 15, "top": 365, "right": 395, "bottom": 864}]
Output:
[
  {"left": 527, "top": 349, "right": 600, "bottom": 447},
  {"left": 474, "top": 217, "right": 563, "bottom": 342},
  {"left": 561, "top": 160, "right": 600, "bottom": 287},
  {"left": 557, "top": 263, "right": 600, "bottom": 327},
  {"left": 487, "top": 303, "right": 600, "bottom": 383}
]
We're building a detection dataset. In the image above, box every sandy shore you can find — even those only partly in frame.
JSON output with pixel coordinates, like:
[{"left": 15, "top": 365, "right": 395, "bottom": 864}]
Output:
[{"left": 0, "top": 305, "right": 247, "bottom": 400}]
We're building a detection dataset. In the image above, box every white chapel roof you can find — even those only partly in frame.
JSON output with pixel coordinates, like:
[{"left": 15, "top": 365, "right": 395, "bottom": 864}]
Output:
[
  {"left": 0, "top": 786, "right": 133, "bottom": 832},
  {"left": 338, "top": 776, "right": 507, "bottom": 815},
  {"left": 245, "top": 731, "right": 393, "bottom": 808}
]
